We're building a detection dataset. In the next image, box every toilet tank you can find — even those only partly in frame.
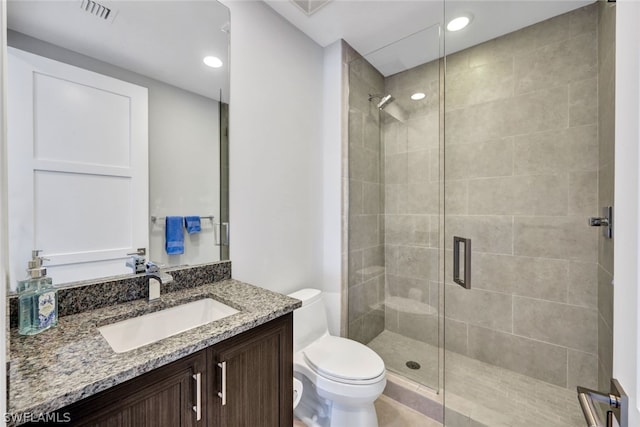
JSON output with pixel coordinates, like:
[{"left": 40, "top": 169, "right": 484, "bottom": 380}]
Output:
[{"left": 288, "top": 288, "right": 329, "bottom": 351}]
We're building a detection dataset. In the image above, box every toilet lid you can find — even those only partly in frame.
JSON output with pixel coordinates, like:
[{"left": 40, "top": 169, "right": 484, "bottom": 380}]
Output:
[{"left": 303, "top": 336, "right": 385, "bottom": 383}]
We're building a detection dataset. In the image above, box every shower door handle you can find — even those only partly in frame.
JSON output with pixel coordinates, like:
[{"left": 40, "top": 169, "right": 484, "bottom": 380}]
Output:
[{"left": 453, "top": 236, "right": 471, "bottom": 289}]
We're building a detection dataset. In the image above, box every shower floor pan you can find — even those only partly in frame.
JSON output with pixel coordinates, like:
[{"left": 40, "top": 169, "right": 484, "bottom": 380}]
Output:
[{"left": 368, "top": 330, "right": 585, "bottom": 427}]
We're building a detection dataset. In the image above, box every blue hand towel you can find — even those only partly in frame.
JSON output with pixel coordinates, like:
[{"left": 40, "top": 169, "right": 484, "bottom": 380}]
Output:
[
  {"left": 165, "top": 216, "right": 184, "bottom": 255},
  {"left": 184, "top": 216, "right": 201, "bottom": 234}
]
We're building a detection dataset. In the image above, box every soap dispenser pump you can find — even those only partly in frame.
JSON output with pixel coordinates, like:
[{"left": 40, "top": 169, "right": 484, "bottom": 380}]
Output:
[{"left": 18, "top": 250, "right": 58, "bottom": 335}]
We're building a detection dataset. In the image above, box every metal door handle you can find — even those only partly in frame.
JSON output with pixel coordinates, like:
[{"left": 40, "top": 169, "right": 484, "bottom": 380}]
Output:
[
  {"left": 453, "top": 236, "right": 471, "bottom": 289},
  {"left": 577, "top": 379, "right": 628, "bottom": 427},
  {"left": 218, "top": 361, "right": 227, "bottom": 405},
  {"left": 192, "top": 372, "right": 202, "bottom": 421}
]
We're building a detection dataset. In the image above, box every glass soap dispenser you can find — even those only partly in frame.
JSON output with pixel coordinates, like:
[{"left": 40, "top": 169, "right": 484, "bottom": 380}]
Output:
[{"left": 18, "top": 250, "right": 58, "bottom": 335}]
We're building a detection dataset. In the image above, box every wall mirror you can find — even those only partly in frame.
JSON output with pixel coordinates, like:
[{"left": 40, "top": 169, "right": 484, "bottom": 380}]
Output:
[{"left": 5, "top": 0, "right": 230, "bottom": 291}]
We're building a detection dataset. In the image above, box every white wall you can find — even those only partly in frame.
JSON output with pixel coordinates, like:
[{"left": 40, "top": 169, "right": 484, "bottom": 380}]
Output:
[
  {"left": 225, "top": 1, "right": 328, "bottom": 296},
  {"left": 148, "top": 88, "right": 220, "bottom": 268},
  {"left": 613, "top": 1, "right": 640, "bottom": 424}
]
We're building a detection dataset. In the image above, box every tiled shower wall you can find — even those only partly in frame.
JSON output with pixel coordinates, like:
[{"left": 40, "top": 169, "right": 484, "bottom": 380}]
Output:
[
  {"left": 347, "top": 47, "right": 386, "bottom": 344},
  {"left": 443, "top": 5, "right": 601, "bottom": 390},
  {"left": 346, "top": 3, "right": 609, "bottom": 392},
  {"left": 597, "top": 0, "right": 615, "bottom": 391},
  {"left": 382, "top": 62, "right": 441, "bottom": 346}
]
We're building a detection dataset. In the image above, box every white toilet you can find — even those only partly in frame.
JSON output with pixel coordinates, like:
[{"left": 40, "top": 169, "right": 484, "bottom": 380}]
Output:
[{"left": 288, "top": 288, "right": 386, "bottom": 427}]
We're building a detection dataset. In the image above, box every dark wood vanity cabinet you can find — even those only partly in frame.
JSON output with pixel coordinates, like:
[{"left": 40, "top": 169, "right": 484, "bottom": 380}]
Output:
[
  {"left": 51, "top": 314, "right": 293, "bottom": 427},
  {"left": 209, "top": 313, "right": 293, "bottom": 427},
  {"left": 62, "top": 350, "right": 207, "bottom": 427}
]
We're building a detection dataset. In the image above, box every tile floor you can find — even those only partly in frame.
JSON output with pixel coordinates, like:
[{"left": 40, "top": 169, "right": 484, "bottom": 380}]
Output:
[{"left": 369, "top": 330, "right": 586, "bottom": 427}]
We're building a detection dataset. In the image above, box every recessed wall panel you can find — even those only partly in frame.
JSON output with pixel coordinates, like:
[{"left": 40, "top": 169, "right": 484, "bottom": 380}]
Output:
[
  {"left": 34, "top": 170, "right": 132, "bottom": 254},
  {"left": 33, "top": 73, "right": 131, "bottom": 167}
]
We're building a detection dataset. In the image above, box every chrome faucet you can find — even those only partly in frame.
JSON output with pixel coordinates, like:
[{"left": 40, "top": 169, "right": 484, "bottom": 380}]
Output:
[{"left": 144, "top": 262, "right": 173, "bottom": 302}]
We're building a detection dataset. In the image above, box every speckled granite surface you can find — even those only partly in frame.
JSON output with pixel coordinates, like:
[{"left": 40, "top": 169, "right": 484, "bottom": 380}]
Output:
[
  {"left": 8, "top": 261, "right": 231, "bottom": 327},
  {"left": 8, "top": 279, "right": 300, "bottom": 418}
]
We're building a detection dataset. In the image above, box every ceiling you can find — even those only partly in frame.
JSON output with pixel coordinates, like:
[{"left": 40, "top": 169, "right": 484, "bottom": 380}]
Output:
[
  {"left": 6, "top": 0, "right": 596, "bottom": 97},
  {"left": 264, "top": 0, "right": 595, "bottom": 76},
  {"left": 7, "top": 0, "right": 230, "bottom": 101}
]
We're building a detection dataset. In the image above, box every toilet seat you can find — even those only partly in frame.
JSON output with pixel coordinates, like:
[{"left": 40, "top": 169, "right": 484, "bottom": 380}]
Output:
[{"left": 302, "top": 336, "right": 385, "bottom": 385}]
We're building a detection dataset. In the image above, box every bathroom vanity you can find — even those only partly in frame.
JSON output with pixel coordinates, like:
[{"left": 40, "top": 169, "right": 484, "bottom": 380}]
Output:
[
  {"left": 54, "top": 315, "right": 291, "bottom": 426},
  {"left": 7, "top": 277, "right": 299, "bottom": 427}
]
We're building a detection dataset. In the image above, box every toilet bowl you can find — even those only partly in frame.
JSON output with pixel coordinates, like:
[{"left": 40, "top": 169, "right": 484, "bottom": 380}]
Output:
[{"left": 288, "top": 288, "right": 386, "bottom": 427}]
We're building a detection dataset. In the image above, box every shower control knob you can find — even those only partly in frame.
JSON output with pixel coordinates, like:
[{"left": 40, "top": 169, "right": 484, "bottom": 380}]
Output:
[{"left": 589, "top": 217, "right": 609, "bottom": 227}]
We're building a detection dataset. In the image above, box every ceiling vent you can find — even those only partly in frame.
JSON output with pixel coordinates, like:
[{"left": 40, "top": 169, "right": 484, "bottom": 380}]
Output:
[
  {"left": 290, "top": 0, "right": 331, "bottom": 16},
  {"left": 80, "top": 0, "right": 117, "bottom": 23}
]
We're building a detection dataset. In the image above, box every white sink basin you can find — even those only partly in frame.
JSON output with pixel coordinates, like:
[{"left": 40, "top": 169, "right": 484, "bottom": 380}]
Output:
[{"left": 98, "top": 298, "right": 239, "bottom": 353}]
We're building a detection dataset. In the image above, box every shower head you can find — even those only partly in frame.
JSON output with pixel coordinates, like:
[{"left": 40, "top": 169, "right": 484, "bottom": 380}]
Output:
[
  {"left": 368, "top": 93, "right": 395, "bottom": 110},
  {"left": 377, "top": 94, "right": 395, "bottom": 110}
]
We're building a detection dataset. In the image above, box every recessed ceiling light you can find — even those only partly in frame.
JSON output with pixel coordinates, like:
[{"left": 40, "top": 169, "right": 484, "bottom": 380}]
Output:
[
  {"left": 447, "top": 16, "right": 471, "bottom": 32},
  {"left": 411, "top": 92, "right": 426, "bottom": 101},
  {"left": 203, "top": 56, "right": 223, "bottom": 68}
]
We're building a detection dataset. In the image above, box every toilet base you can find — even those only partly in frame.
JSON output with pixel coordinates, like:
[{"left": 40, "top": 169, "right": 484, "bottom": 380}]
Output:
[
  {"left": 294, "top": 373, "right": 382, "bottom": 427},
  {"left": 330, "top": 401, "right": 379, "bottom": 427}
]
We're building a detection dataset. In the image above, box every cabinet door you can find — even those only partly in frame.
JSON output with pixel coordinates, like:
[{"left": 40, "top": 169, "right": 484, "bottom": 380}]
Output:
[
  {"left": 209, "top": 314, "right": 293, "bottom": 427},
  {"left": 64, "top": 350, "right": 206, "bottom": 427}
]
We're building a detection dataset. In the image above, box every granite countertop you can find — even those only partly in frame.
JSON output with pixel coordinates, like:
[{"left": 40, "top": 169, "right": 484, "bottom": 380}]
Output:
[{"left": 8, "top": 279, "right": 301, "bottom": 417}]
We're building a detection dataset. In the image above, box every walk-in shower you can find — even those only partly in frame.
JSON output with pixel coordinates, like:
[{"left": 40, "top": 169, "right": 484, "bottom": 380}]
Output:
[{"left": 346, "top": 2, "right": 615, "bottom": 426}]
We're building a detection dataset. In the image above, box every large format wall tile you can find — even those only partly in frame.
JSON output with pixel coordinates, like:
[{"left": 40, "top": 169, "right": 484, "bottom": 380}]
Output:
[
  {"left": 445, "top": 215, "right": 513, "bottom": 254},
  {"left": 407, "top": 182, "right": 439, "bottom": 214},
  {"left": 569, "top": 78, "right": 598, "bottom": 127},
  {"left": 569, "top": 172, "right": 598, "bottom": 216},
  {"left": 350, "top": 145, "right": 380, "bottom": 182},
  {"left": 597, "top": 265, "right": 614, "bottom": 330},
  {"left": 445, "top": 317, "right": 469, "bottom": 355},
  {"left": 470, "top": 253, "right": 569, "bottom": 303},
  {"left": 467, "top": 175, "right": 568, "bottom": 216},
  {"left": 598, "top": 314, "right": 614, "bottom": 390},
  {"left": 396, "top": 246, "right": 439, "bottom": 281},
  {"left": 445, "top": 139, "right": 513, "bottom": 180},
  {"left": 513, "top": 216, "right": 597, "bottom": 262},
  {"left": 445, "top": 58, "right": 514, "bottom": 110},
  {"left": 512, "top": 125, "right": 598, "bottom": 176},
  {"left": 514, "top": 32, "right": 596, "bottom": 95},
  {"left": 385, "top": 215, "right": 430, "bottom": 247},
  {"left": 350, "top": 214, "right": 380, "bottom": 250},
  {"left": 407, "top": 112, "right": 439, "bottom": 151},
  {"left": 568, "top": 349, "right": 599, "bottom": 389},
  {"left": 513, "top": 296, "right": 598, "bottom": 353},
  {"left": 568, "top": 261, "right": 598, "bottom": 309},
  {"left": 445, "top": 87, "right": 568, "bottom": 145},
  {"left": 445, "top": 286, "right": 513, "bottom": 333}
]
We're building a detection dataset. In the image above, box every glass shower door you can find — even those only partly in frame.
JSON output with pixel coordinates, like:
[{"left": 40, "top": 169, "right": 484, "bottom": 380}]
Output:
[
  {"left": 442, "top": 2, "right": 605, "bottom": 425},
  {"left": 346, "top": 24, "right": 443, "bottom": 393}
]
